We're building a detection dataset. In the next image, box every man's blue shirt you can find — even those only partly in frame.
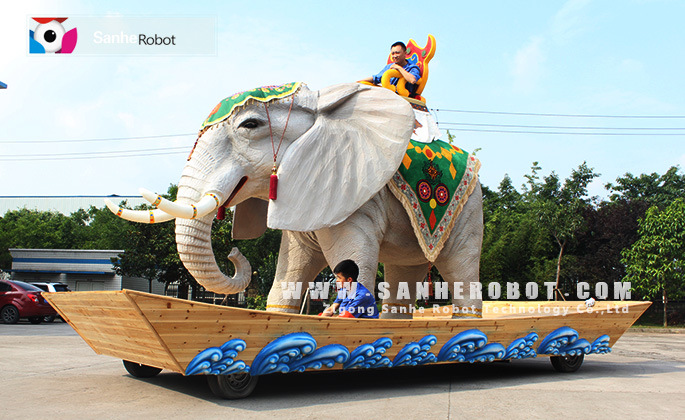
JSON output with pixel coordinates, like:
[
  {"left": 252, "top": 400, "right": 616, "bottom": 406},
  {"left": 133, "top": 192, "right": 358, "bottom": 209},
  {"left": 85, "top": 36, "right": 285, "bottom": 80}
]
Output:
[
  {"left": 372, "top": 61, "right": 421, "bottom": 96},
  {"left": 334, "top": 282, "right": 379, "bottom": 319}
]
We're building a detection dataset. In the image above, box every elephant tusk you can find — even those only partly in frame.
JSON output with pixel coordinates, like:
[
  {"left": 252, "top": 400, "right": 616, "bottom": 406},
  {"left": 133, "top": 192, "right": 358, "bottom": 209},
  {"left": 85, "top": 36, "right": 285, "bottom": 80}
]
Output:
[
  {"left": 104, "top": 198, "right": 175, "bottom": 224},
  {"left": 140, "top": 187, "right": 223, "bottom": 220}
]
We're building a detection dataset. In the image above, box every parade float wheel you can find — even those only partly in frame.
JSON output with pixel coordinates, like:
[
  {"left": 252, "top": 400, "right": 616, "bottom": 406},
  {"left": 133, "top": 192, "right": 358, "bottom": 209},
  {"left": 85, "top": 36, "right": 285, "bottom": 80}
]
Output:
[
  {"left": 29, "top": 316, "right": 43, "bottom": 324},
  {"left": 550, "top": 354, "right": 584, "bottom": 373},
  {"left": 123, "top": 360, "right": 163, "bottom": 378},
  {"left": 207, "top": 373, "right": 259, "bottom": 399},
  {"left": 1, "top": 305, "right": 20, "bottom": 324}
]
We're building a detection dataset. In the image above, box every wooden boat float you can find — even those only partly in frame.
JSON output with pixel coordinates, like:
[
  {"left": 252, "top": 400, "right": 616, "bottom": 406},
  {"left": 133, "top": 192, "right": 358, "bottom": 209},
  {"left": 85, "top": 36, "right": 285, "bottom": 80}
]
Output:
[{"left": 44, "top": 290, "right": 651, "bottom": 399}]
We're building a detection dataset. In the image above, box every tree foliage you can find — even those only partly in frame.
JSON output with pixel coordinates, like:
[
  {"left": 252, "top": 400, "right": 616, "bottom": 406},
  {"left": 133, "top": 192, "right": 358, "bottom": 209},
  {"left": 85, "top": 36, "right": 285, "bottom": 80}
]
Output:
[
  {"left": 606, "top": 166, "right": 685, "bottom": 209},
  {"left": 622, "top": 199, "right": 685, "bottom": 326}
]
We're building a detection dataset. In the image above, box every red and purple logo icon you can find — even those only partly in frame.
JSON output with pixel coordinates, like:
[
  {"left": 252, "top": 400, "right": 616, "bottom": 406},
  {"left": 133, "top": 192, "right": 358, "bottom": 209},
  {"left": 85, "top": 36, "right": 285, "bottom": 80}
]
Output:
[{"left": 29, "top": 17, "right": 78, "bottom": 54}]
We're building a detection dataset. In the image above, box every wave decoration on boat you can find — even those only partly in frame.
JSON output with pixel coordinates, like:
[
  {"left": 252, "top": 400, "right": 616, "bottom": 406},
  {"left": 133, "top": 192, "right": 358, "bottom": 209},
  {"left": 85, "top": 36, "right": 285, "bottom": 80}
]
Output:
[
  {"left": 184, "top": 339, "right": 250, "bottom": 375},
  {"left": 590, "top": 335, "right": 612, "bottom": 354},
  {"left": 537, "top": 326, "right": 608, "bottom": 356},
  {"left": 437, "top": 329, "right": 506, "bottom": 362},
  {"left": 344, "top": 337, "right": 393, "bottom": 369},
  {"left": 185, "top": 328, "right": 612, "bottom": 376},
  {"left": 393, "top": 335, "right": 438, "bottom": 367},
  {"left": 250, "top": 332, "right": 349, "bottom": 376},
  {"left": 503, "top": 332, "right": 539, "bottom": 360}
]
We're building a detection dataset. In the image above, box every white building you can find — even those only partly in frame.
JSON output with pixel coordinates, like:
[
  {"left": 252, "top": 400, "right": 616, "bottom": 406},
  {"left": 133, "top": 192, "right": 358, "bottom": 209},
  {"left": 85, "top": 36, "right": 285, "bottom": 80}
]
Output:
[{"left": 9, "top": 248, "right": 165, "bottom": 294}]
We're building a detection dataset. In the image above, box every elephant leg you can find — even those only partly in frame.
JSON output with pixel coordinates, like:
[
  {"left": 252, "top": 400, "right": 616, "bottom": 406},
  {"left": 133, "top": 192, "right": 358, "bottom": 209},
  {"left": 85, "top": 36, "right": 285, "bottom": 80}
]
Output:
[
  {"left": 433, "top": 183, "right": 484, "bottom": 319},
  {"left": 266, "top": 231, "right": 328, "bottom": 313},
  {"left": 379, "top": 263, "right": 430, "bottom": 319}
]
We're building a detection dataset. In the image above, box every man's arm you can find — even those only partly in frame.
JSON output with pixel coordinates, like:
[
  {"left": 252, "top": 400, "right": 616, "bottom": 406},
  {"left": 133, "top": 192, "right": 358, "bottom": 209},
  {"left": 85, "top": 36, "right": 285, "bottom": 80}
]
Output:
[
  {"left": 371, "top": 64, "right": 392, "bottom": 85},
  {"left": 390, "top": 63, "right": 418, "bottom": 84},
  {"left": 321, "top": 302, "right": 340, "bottom": 317}
]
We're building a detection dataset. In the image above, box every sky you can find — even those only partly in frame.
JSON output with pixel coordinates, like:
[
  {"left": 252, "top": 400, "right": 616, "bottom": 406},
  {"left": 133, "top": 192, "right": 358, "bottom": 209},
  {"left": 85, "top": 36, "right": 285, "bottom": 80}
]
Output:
[{"left": 2, "top": 0, "right": 684, "bottom": 202}]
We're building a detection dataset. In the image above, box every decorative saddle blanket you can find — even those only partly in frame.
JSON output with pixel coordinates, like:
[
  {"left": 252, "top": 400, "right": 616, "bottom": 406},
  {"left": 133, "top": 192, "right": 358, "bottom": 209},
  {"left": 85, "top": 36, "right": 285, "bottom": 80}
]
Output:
[{"left": 388, "top": 139, "right": 480, "bottom": 262}]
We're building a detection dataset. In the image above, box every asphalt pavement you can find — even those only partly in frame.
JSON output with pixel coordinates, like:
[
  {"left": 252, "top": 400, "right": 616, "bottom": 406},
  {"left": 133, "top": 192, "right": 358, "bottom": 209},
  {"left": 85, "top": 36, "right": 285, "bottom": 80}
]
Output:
[{"left": 1, "top": 321, "right": 683, "bottom": 419}]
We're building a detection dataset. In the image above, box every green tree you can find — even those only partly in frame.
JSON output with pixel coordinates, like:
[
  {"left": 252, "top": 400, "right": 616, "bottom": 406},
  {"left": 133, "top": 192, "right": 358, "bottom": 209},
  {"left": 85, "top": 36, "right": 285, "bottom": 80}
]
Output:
[
  {"left": 480, "top": 172, "right": 552, "bottom": 295},
  {"left": 0, "top": 209, "right": 84, "bottom": 269},
  {"left": 606, "top": 166, "right": 685, "bottom": 209},
  {"left": 112, "top": 184, "right": 196, "bottom": 294},
  {"left": 622, "top": 199, "right": 685, "bottom": 326},
  {"left": 526, "top": 162, "right": 599, "bottom": 298},
  {"left": 70, "top": 205, "right": 132, "bottom": 250}
]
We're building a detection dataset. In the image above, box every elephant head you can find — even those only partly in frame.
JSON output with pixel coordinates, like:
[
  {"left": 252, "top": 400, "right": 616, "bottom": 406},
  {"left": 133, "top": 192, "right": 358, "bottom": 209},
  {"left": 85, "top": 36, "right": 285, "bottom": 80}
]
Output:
[{"left": 107, "top": 82, "right": 415, "bottom": 294}]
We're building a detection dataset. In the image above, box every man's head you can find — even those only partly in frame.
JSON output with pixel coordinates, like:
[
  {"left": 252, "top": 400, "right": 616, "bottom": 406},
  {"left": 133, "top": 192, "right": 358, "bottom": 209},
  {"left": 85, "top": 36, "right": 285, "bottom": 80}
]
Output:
[
  {"left": 390, "top": 41, "right": 408, "bottom": 66},
  {"left": 333, "top": 259, "right": 359, "bottom": 285}
]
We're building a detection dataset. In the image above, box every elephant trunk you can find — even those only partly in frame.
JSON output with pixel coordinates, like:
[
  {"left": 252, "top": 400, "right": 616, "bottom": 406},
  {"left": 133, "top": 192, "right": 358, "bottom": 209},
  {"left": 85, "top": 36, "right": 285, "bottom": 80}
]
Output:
[
  {"left": 176, "top": 216, "right": 251, "bottom": 294},
  {"left": 175, "top": 154, "right": 251, "bottom": 294}
]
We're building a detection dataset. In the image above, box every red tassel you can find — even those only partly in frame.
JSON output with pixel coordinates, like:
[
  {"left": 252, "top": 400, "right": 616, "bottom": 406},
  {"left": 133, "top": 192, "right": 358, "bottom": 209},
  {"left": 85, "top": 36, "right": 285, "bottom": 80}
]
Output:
[
  {"left": 216, "top": 206, "right": 226, "bottom": 220},
  {"left": 269, "top": 173, "right": 278, "bottom": 200}
]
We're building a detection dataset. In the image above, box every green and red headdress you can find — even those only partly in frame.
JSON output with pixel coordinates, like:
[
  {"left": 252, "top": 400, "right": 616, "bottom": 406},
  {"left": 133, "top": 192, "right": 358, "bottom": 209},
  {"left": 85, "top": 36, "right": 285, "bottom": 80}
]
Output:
[{"left": 200, "top": 82, "right": 303, "bottom": 132}]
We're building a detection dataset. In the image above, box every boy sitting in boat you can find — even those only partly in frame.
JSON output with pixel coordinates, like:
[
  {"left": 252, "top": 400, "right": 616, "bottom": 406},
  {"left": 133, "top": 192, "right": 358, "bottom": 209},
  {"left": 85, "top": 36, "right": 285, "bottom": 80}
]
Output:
[{"left": 320, "top": 260, "right": 379, "bottom": 319}]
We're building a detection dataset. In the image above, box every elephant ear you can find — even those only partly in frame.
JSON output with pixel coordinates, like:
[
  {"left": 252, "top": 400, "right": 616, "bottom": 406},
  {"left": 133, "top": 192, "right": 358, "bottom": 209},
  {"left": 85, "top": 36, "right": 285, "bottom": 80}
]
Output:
[
  {"left": 267, "top": 83, "right": 414, "bottom": 231},
  {"left": 232, "top": 198, "right": 268, "bottom": 240}
]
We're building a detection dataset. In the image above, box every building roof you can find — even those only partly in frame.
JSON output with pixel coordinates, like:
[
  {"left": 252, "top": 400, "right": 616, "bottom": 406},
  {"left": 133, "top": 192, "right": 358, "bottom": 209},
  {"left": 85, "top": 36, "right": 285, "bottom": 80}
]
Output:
[{"left": 9, "top": 248, "right": 123, "bottom": 274}]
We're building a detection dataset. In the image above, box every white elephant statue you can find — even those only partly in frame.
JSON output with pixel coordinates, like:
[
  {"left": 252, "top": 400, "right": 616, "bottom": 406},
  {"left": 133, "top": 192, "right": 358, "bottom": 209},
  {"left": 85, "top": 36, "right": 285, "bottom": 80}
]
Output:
[{"left": 107, "top": 82, "right": 483, "bottom": 319}]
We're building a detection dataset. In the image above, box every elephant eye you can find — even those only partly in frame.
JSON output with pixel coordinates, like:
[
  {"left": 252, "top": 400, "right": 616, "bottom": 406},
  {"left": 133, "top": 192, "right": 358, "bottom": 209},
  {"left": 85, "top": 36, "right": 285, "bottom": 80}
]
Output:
[{"left": 238, "top": 119, "right": 262, "bottom": 129}]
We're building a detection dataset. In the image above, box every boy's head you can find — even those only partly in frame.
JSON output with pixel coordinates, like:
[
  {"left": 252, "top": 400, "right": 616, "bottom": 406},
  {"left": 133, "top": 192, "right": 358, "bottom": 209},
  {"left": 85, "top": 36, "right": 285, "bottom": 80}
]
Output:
[{"left": 333, "top": 259, "right": 359, "bottom": 283}]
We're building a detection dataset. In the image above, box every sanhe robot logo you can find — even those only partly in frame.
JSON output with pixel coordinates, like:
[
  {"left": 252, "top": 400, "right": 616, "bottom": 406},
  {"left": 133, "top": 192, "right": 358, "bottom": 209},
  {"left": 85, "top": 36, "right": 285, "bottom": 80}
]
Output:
[{"left": 29, "top": 17, "right": 78, "bottom": 54}]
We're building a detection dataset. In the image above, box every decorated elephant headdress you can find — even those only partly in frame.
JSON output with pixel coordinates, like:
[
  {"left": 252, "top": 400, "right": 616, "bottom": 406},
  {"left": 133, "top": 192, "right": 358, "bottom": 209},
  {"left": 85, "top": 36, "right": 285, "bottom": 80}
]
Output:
[{"left": 194, "top": 82, "right": 416, "bottom": 237}]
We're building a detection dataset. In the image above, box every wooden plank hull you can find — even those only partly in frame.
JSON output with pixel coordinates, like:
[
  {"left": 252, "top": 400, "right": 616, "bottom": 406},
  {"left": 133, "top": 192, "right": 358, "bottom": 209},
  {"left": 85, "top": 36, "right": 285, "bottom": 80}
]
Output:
[{"left": 45, "top": 290, "right": 651, "bottom": 377}]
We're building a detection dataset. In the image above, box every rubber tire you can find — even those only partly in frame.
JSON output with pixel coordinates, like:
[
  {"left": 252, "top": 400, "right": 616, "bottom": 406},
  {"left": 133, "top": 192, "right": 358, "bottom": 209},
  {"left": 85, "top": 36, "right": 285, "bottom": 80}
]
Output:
[
  {"left": 44, "top": 315, "right": 56, "bottom": 323},
  {"left": 1, "top": 305, "right": 20, "bottom": 324},
  {"left": 123, "top": 360, "right": 163, "bottom": 378},
  {"left": 207, "top": 373, "right": 259, "bottom": 399},
  {"left": 29, "top": 316, "right": 43, "bottom": 324},
  {"left": 550, "top": 354, "right": 584, "bottom": 373}
]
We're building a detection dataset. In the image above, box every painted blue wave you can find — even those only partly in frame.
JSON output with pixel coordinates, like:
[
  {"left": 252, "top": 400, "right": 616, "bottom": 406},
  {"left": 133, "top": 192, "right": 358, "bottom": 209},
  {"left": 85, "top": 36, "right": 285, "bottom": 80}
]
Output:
[
  {"left": 184, "top": 339, "right": 249, "bottom": 375},
  {"left": 558, "top": 338, "right": 591, "bottom": 356},
  {"left": 287, "top": 344, "right": 350, "bottom": 372},
  {"left": 590, "top": 335, "right": 612, "bottom": 354},
  {"left": 462, "top": 343, "right": 506, "bottom": 362},
  {"left": 344, "top": 338, "right": 393, "bottom": 369},
  {"left": 504, "top": 332, "right": 539, "bottom": 360},
  {"left": 249, "top": 332, "right": 350, "bottom": 376},
  {"left": 437, "top": 329, "right": 488, "bottom": 362},
  {"left": 537, "top": 327, "right": 580, "bottom": 355},
  {"left": 393, "top": 335, "right": 438, "bottom": 366}
]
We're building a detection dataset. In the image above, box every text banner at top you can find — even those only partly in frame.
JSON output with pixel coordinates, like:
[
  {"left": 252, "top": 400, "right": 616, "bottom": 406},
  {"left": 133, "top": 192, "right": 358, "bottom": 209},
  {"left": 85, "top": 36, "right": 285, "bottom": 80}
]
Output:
[{"left": 27, "top": 16, "right": 217, "bottom": 56}]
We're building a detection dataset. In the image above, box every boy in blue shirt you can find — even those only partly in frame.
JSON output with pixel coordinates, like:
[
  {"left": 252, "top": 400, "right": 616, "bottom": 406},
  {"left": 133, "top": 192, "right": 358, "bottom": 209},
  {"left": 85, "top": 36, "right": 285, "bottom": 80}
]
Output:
[{"left": 320, "top": 260, "right": 379, "bottom": 319}]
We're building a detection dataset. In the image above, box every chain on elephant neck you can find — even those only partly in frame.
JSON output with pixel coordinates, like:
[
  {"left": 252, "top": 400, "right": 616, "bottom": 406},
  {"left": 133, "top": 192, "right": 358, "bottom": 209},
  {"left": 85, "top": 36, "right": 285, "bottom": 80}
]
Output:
[{"left": 264, "top": 95, "right": 295, "bottom": 200}]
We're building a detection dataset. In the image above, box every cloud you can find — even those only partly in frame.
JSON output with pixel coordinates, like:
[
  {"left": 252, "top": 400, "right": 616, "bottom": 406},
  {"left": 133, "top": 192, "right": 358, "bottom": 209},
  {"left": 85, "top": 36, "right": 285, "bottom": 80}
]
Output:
[
  {"left": 509, "top": 0, "right": 592, "bottom": 92},
  {"left": 551, "top": 0, "right": 592, "bottom": 43},
  {"left": 511, "top": 37, "right": 545, "bottom": 93}
]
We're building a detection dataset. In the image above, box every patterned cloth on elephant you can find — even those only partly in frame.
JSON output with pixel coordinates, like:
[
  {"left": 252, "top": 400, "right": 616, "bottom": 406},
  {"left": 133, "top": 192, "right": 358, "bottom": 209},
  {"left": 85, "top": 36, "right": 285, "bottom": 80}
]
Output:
[
  {"left": 389, "top": 139, "right": 481, "bottom": 262},
  {"left": 333, "top": 282, "right": 379, "bottom": 319}
]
